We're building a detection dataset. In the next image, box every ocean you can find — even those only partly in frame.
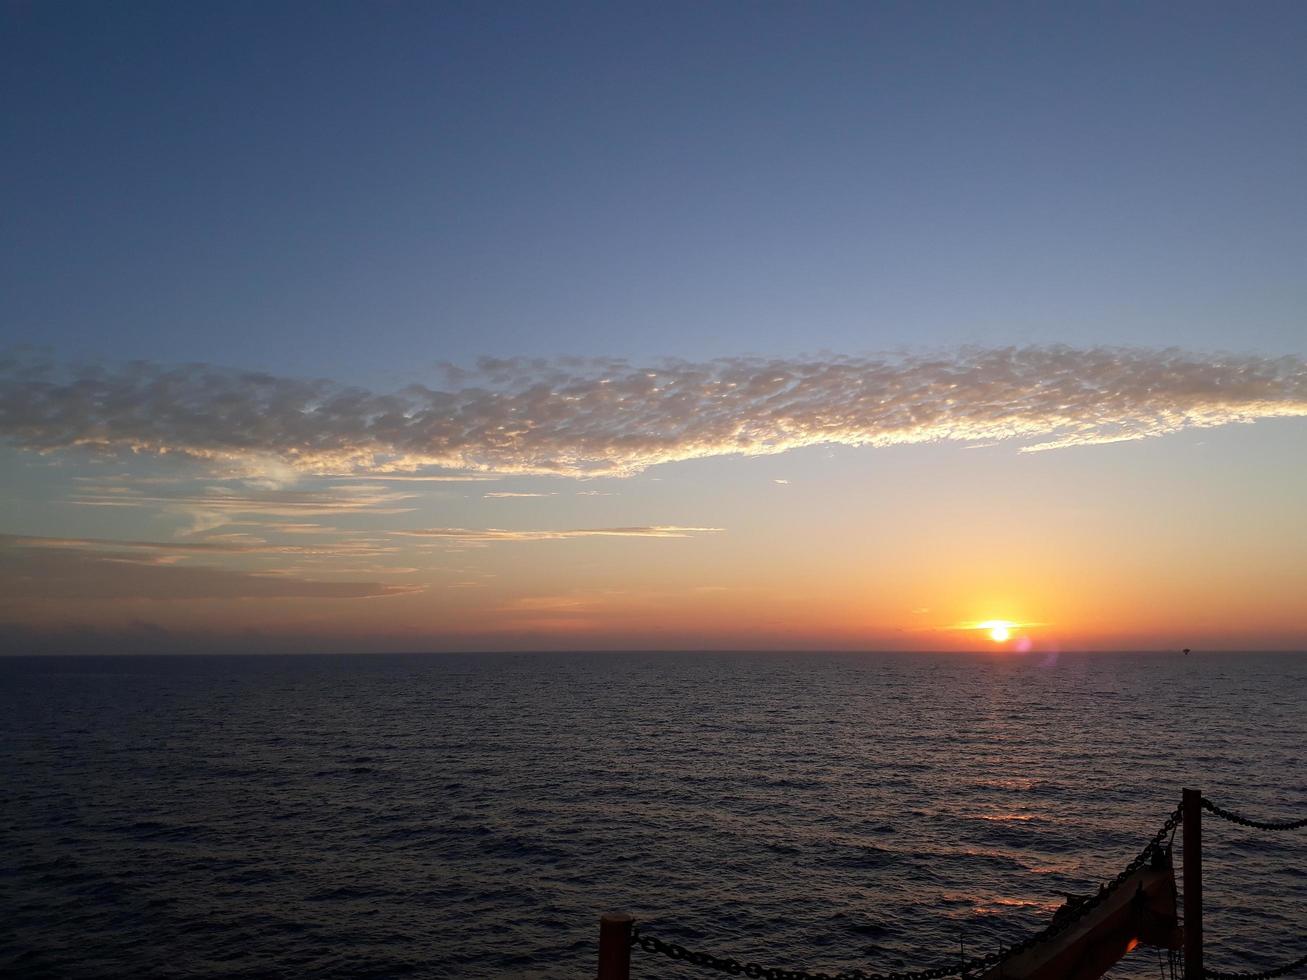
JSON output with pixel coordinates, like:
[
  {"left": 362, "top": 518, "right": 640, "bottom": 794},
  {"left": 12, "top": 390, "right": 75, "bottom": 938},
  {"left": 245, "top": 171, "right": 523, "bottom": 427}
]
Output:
[{"left": 2, "top": 652, "right": 1304, "bottom": 979}]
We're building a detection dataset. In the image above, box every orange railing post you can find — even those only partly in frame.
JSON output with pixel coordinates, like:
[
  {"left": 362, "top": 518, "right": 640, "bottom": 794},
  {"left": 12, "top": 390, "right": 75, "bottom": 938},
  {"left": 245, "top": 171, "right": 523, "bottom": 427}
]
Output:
[
  {"left": 1183, "top": 788, "right": 1202, "bottom": 980},
  {"left": 598, "top": 913, "right": 633, "bottom": 980}
]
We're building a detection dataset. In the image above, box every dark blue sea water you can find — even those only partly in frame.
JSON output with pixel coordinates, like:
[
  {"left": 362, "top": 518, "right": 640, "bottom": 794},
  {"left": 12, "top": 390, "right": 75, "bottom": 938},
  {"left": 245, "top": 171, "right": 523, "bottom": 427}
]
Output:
[{"left": 2, "top": 652, "right": 1304, "bottom": 979}]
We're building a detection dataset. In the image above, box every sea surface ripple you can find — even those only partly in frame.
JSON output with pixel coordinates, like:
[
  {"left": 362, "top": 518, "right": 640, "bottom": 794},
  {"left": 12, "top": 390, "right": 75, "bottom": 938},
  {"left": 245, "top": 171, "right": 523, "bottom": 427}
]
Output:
[{"left": 1, "top": 652, "right": 1304, "bottom": 979}]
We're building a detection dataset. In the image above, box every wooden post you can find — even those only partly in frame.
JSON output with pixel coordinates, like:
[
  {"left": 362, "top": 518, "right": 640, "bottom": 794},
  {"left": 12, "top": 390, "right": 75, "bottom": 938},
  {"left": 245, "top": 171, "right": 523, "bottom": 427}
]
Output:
[
  {"left": 598, "top": 913, "right": 633, "bottom": 980},
  {"left": 1183, "top": 788, "right": 1202, "bottom": 980}
]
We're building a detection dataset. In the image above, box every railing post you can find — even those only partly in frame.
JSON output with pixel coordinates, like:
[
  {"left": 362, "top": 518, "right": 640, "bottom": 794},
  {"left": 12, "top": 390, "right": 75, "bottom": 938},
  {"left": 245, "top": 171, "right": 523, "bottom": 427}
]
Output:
[
  {"left": 1183, "top": 788, "right": 1202, "bottom": 980},
  {"left": 598, "top": 912, "right": 633, "bottom": 980}
]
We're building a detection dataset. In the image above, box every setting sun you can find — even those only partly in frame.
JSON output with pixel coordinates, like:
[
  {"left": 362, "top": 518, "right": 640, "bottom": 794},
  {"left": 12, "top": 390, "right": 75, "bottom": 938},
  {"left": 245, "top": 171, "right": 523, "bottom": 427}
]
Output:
[{"left": 978, "top": 620, "right": 1014, "bottom": 643}]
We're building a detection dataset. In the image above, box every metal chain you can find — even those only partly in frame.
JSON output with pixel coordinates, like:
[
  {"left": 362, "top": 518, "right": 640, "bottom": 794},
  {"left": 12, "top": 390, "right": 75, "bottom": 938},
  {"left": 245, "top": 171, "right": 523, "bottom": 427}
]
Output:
[
  {"left": 632, "top": 928, "right": 974, "bottom": 980},
  {"left": 1196, "top": 797, "right": 1306, "bottom": 977},
  {"left": 1204, "top": 951, "right": 1307, "bottom": 979},
  {"left": 1201, "top": 798, "right": 1307, "bottom": 831},
  {"left": 631, "top": 805, "right": 1182, "bottom": 980},
  {"left": 1197, "top": 799, "right": 1307, "bottom": 977}
]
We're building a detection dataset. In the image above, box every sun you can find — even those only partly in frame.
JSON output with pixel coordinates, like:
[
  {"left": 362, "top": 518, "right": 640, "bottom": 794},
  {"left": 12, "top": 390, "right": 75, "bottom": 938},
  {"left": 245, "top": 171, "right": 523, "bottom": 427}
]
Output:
[{"left": 978, "top": 620, "right": 1013, "bottom": 643}]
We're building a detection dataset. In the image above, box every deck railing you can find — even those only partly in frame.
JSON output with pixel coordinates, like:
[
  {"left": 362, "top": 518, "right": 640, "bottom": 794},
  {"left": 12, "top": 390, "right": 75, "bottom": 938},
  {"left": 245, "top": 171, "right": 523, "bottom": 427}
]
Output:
[{"left": 597, "top": 788, "right": 1306, "bottom": 980}]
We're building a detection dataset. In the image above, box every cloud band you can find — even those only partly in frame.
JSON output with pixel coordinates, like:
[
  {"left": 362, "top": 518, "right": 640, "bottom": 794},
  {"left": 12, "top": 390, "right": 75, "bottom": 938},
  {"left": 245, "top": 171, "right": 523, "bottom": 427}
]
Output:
[{"left": 3, "top": 347, "right": 1304, "bottom": 476}]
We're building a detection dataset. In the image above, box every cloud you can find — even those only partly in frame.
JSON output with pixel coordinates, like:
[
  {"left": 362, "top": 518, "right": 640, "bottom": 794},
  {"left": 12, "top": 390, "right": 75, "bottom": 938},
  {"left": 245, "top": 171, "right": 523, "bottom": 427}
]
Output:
[
  {"left": 483, "top": 491, "right": 557, "bottom": 498},
  {"left": 3, "top": 347, "right": 1305, "bottom": 476},
  {"left": 1, "top": 533, "right": 395, "bottom": 559},
  {"left": 0, "top": 538, "right": 420, "bottom": 600},
  {"left": 69, "top": 485, "right": 415, "bottom": 516},
  {"left": 392, "top": 526, "right": 722, "bottom": 543},
  {"left": 65, "top": 483, "right": 416, "bottom": 532},
  {"left": 247, "top": 522, "right": 337, "bottom": 534},
  {"left": 331, "top": 473, "right": 501, "bottom": 482},
  {"left": 6, "top": 533, "right": 280, "bottom": 554}
]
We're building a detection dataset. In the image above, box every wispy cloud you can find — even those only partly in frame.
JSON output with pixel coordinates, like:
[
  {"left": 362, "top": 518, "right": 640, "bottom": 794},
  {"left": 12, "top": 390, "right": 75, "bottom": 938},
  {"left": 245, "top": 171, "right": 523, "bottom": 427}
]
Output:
[
  {"left": 246, "top": 522, "right": 340, "bottom": 534},
  {"left": 330, "top": 473, "right": 501, "bottom": 482},
  {"left": 0, "top": 537, "right": 420, "bottom": 600},
  {"left": 69, "top": 485, "right": 415, "bottom": 516},
  {"left": 65, "top": 483, "right": 416, "bottom": 532},
  {"left": 483, "top": 491, "right": 557, "bottom": 498},
  {"left": 4, "top": 348, "right": 1305, "bottom": 476},
  {"left": 2, "top": 533, "right": 394, "bottom": 559},
  {"left": 392, "top": 526, "right": 722, "bottom": 543}
]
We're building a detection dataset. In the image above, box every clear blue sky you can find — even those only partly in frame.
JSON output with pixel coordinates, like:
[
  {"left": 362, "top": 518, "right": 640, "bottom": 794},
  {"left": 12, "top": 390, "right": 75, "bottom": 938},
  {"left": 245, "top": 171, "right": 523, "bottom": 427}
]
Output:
[{"left": 4, "top": 1, "right": 1305, "bottom": 384}]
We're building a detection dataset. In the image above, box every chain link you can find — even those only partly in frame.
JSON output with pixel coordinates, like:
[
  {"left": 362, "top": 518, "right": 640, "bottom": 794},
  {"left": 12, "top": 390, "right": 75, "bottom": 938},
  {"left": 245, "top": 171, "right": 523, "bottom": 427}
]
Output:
[
  {"left": 631, "top": 805, "right": 1182, "bottom": 980},
  {"left": 1204, "top": 951, "right": 1307, "bottom": 979},
  {"left": 1197, "top": 799, "right": 1307, "bottom": 977},
  {"left": 632, "top": 929, "right": 973, "bottom": 980},
  {"left": 1195, "top": 797, "right": 1306, "bottom": 977},
  {"left": 1201, "top": 798, "right": 1307, "bottom": 831}
]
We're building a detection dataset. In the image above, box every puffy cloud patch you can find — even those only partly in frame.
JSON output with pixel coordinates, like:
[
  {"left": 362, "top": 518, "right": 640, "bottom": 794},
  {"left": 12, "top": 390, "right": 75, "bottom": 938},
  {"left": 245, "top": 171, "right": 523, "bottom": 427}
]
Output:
[{"left": 3, "top": 348, "right": 1305, "bottom": 476}]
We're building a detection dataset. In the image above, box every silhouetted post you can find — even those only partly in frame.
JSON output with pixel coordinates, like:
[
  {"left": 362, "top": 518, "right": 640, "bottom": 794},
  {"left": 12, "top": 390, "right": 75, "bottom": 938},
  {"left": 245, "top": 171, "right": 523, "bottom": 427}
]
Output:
[
  {"left": 1183, "top": 788, "right": 1202, "bottom": 980},
  {"left": 598, "top": 913, "right": 633, "bottom": 980}
]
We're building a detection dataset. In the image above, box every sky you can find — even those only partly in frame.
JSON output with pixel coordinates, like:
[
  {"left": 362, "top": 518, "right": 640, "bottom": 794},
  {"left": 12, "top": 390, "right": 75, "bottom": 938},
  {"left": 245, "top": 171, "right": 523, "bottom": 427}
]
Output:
[{"left": 2, "top": 1, "right": 1305, "bottom": 653}]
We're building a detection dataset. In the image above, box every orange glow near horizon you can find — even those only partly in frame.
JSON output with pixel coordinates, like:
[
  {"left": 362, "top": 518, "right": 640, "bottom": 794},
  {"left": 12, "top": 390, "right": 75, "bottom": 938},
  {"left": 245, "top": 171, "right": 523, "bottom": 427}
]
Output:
[{"left": 4, "top": 425, "right": 1307, "bottom": 653}]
